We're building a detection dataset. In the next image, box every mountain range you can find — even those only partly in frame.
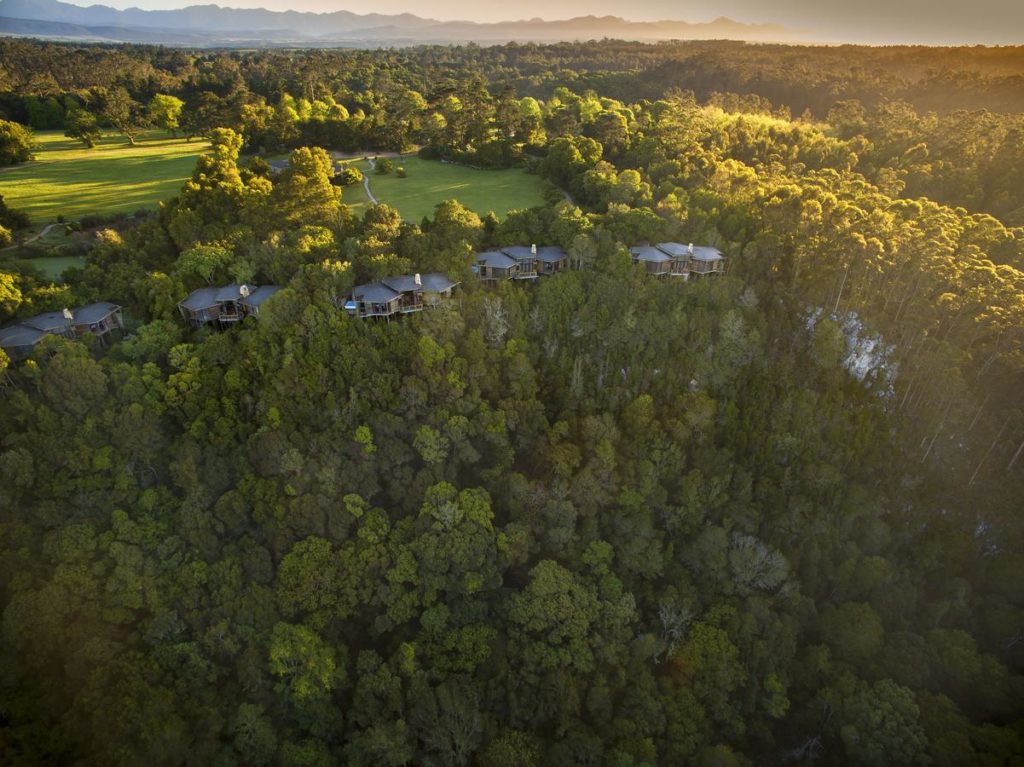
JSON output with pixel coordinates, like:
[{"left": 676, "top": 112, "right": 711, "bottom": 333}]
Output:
[{"left": 0, "top": 0, "right": 804, "bottom": 47}]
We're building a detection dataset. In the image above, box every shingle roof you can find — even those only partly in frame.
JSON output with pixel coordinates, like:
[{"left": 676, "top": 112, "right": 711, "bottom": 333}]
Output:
[
  {"left": 502, "top": 246, "right": 537, "bottom": 261},
  {"left": 536, "top": 246, "right": 568, "bottom": 263},
  {"left": 691, "top": 246, "right": 724, "bottom": 262},
  {"left": 179, "top": 287, "right": 220, "bottom": 311},
  {"left": 215, "top": 284, "right": 245, "bottom": 302},
  {"left": 73, "top": 302, "right": 120, "bottom": 325},
  {"left": 22, "top": 311, "right": 73, "bottom": 333},
  {"left": 655, "top": 242, "right": 691, "bottom": 258},
  {"left": 352, "top": 282, "right": 401, "bottom": 303},
  {"left": 240, "top": 285, "right": 281, "bottom": 308},
  {"left": 477, "top": 251, "right": 517, "bottom": 269},
  {"left": 630, "top": 245, "right": 671, "bottom": 263},
  {"left": 382, "top": 274, "right": 421, "bottom": 293},
  {"left": 0, "top": 323, "right": 47, "bottom": 349},
  {"left": 419, "top": 273, "right": 457, "bottom": 293}
]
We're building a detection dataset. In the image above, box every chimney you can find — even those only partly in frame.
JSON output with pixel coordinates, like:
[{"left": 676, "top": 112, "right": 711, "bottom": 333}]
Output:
[
  {"left": 62, "top": 308, "right": 73, "bottom": 321},
  {"left": 688, "top": 243, "right": 694, "bottom": 254},
  {"left": 531, "top": 243, "right": 537, "bottom": 255},
  {"left": 414, "top": 273, "right": 422, "bottom": 287}
]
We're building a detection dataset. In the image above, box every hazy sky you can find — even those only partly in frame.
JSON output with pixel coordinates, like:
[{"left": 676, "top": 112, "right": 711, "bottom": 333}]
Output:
[{"left": 55, "top": 0, "right": 1024, "bottom": 44}]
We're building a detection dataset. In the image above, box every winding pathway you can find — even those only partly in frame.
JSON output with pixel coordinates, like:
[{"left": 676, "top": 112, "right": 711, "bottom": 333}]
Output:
[
  {"left": 363, "top": 158, "right": 379, "bottom": 204},
  {"left": 1, "top": 222, "right": 62, "bottom": 253}
]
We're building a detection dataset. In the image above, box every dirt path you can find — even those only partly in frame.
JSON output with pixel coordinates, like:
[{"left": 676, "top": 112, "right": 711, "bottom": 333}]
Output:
[
  {"left": 1, "top": 222, "right": 62, "bottom": 253},
  {"left": 331, "top": 150, "right": 402, "bottom": 161},
  {"left": 363, "top": 159, "right": 379, "bottom": 204}
]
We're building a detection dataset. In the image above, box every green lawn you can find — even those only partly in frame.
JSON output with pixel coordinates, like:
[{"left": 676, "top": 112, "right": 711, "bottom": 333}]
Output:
[
  {"left": 1, "top": 130, "right": 210, "bottom": 225},
  {"left": 355, "top": 156, "right": 546, "bottom": 221},
  {"left": 20, "top": 255, "right": 87, "bottom": 280},
  {"left": 2, "top": 135, "right": 542, "bottom": 229},
  {"left": 338, "top": 163, "right": 372, "bottom": 216}
]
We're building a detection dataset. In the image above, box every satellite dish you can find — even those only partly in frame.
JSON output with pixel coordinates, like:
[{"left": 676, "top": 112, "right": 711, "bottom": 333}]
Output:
[
  {"left": 239, "top": 284, "right": 251, "bottom": 298},
  {"left": 414, "top": 273, "right": 422, "bottom": 287},
  {"left": 62, "top": 308, "right": 73, "bottom": 320}
]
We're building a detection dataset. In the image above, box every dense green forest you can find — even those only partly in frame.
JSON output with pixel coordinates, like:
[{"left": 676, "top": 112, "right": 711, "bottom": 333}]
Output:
[{"left": 1, "top": 39, "right": 1023, "bottom": 766}]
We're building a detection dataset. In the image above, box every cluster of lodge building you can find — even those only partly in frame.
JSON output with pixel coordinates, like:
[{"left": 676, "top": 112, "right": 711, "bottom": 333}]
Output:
[
  {"left": 1, "top": 242, "right": 726, "bottom": 359},
  {"left": 0, "top": 302, "right": 124, "bottom": 361},
  {"left": 474, "top": 242, "right": 725, "bottom": 281},
  {"left": 177, "top": 284, "right": 282, "bottom": 329},
  {"left": 343, "top": 241, "right": 725, "bottom": 320}
]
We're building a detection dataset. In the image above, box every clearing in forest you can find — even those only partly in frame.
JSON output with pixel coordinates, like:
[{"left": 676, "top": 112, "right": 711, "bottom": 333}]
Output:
[
  {"left": 345, "top": 155, "right": 547, "bottom": 221},
  {"left": 1, "top": 130, "right": 211, "bottom": 225}
]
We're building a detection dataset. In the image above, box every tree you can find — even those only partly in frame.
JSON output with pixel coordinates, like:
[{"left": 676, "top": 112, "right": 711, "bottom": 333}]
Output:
[
  {"left": 26, "top": 95, "right": 65, "bottom": 130},
  {"left": 826, "top": 678, "right": 930, "bottom": 766},
  {"left": 673, "top": 619, "right": 748, "bottom": 731},
  {"left": 340, "top": 166, "right": 364, "bottom": 186},
  {"left": 0, "top": 119, "right": 33, "bottom": 165},
  {"left": 233, "top": 704, "right": 278, "bottom": 766},
  {"left": 0, "top": 195, "right": 30, "bottom": 235},
  {"left": 65, "top": 107, "right": 101, "bottom": 148},
  {"left": 505, "top": 559, "right": 634, "bottom": 679},
  {"left": 68, "top": 654, "right": 191, "bottom": 766},
  {"left": 168, "top": 128, "right": 267, "bottom": 248},
  {"left": 408, "top": 676, "right": 483, "bottom": 766},
  {"left": 818, "top": 602, "right": 885, "bottom": 665},
  {"left": 276, "top": 536, "right": 340, "bottom": 626},
  {"left": 270, "top": 146, "right": 341, "bottom": 228},
  {"left": 148, "top": 94, "right": 185, "bottom": 137},
  {"left": 174, "top": 243, "right": 235, "bottom": 286},
  {"left": 268, "top": 622, "right": 343, "bottom": 702},
  {"left": 480, "top": 730, "right": 541, "bottom": 767},
  {"left": 0, "top": 271, "right": 22, "bottom": 319},
  {"left": 101, "top": 87, "right": 144, "bottom": 145}
]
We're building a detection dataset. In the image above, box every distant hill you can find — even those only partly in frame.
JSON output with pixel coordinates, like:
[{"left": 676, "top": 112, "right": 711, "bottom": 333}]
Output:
[{"left": 0, "top": 0, "right": 805, "bottom": 46}]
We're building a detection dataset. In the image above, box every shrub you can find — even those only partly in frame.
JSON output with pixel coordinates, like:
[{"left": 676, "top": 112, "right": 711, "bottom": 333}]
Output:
[
  {"left": 247, "top": 156, "right": 271, "bottom": 178},
  {"left": 396, "top": 166, "right": 406, "bottom": 178},
  {"left": 375, "top": 158, "right": 394, "bottom": 175},
  {"left": 0, "top": 120, "right": 34, "bottom": 165},
  {"left": 0, "top": 195, "right": 30, "bottom": 232},
  {"left": 340, "top": 166, "right": 364, "bottom": 186}
]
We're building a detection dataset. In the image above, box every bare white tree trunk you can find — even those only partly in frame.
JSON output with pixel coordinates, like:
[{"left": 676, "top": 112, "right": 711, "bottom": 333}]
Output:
[{"left": 969, "top": 420, "right": 1009, "bottom": 487}]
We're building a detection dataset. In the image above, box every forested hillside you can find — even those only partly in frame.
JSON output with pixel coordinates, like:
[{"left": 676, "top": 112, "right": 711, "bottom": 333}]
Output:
[{"left": 0, "top": 39, "right": 1022, "bottom": 766}]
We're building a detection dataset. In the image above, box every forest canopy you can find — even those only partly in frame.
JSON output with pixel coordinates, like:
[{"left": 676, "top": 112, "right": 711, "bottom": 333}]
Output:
[{"left": 0, "top": 38, "right": 1022, "bottom": 767}]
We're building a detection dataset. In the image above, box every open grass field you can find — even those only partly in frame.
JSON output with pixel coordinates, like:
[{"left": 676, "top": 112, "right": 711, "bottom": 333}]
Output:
[
  {"left": 1, "top": 135, "right": 540, "bottom": 233},
  {"left": 1, "top": 130, "right": 210, "bottom": 225},
  {"left": 352, "top": 156, "right": 546, "bottom": 221},
  {"left": 18, "top": 255, "right": 87, "bottom": 280}
]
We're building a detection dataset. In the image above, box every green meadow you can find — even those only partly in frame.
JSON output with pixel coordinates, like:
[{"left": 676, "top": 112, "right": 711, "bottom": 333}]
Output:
[
  {"left": 347, "top": 155, "right": 547, "bottom": 221},
  {"left": 1, "top": 135, "right": 544, "bottom": 229},
  {"left": 1, "top": 130, "right": 210, "bottom": 225}
]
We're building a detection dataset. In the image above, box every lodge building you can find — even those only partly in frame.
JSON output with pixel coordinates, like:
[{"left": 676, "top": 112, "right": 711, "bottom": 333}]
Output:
[
  {"left": 344, "top": 273, "right": 459, "bottom": 320},
  {"left": 474, "top": 244, "right": 570, "bottom": 281},
  {"left": 0, "top": 303, "right": 124, "bottom": 361},
  {"left": 628, "top": 242, "right": 725, "bottom": 279},
  {"left": 476, "top": 241, "right": 723, "bottom": 282},
  {"left": 3, "top": 240, "right": 724, "bottom": 360},
  {"left": 177, "top": 284, "right": 282, "bottom": 329}
]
